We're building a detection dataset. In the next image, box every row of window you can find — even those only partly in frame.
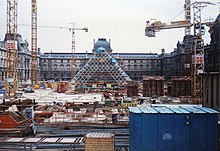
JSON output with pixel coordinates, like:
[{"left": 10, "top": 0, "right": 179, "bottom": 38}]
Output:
[
  {"left": 123, "top": 64, "right": 160, "bottom": 70},
  {"left": 42, "top": 64, "right": 71, "bottom": 70},
  {"left": 42, "top": 59, "right": 88, "bottom": 63},
  {"left": 42, "top": 59, "right": 161, "bottom": 64},
  {"left": 42, "top": 55, "right": 160, "bottom": 59},
  {"left": 0, "top": 60, "right": 30, "bottom": 68},
  {"left": 123, "top": 59, "right": 160, "bottom": 63},
  {"left": 41, "top": 64, "right": 161, "bottom": 71}
]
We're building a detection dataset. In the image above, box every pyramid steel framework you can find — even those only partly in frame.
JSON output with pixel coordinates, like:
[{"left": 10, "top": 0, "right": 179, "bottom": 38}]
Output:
[{"left": 75, "top": 47, "right": 131, "bottom": 87}]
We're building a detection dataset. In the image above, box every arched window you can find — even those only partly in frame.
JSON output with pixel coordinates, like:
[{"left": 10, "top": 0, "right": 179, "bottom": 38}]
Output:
[
  {"left": 60, "top": 64, "right": 64, "bottom": 70},
  {"left": 146, "top": 64, "right": 150, "bottom": 69},
  {"left": 128, "top": 65, "right": 131, "bottom": 70},
  {"left": 61, "top": 73, "right": 64, "bottom": 78},
  {"left": 66, "top": 64, "right": 70, "bottom": 70},
  {"left": 140, "top": 65, "right": 143, "bottom": 70},
  {"left": 134, "top": 64, "right": 138, "bottom": 70},
  {"left": 53, "top": 64, "right": 57, "bottom": 70},
  {"left": 43, "top": 64, "right": 47, "bottom": 70}
]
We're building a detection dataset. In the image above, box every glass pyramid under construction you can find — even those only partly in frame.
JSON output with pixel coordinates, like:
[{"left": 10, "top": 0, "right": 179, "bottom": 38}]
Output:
[{"left": 75, "top": 38, "right": 131, "bottom": 88}]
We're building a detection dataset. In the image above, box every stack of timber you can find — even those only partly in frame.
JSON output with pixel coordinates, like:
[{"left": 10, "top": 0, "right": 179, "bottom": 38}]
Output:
[{"left": 85, "top": 132, "right": 115, "bottom": 151}]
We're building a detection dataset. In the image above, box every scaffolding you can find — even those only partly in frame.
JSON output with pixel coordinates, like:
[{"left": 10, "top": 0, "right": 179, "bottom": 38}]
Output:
[{"left": 75, "top": 47, "right": 131, "bottom": 87}]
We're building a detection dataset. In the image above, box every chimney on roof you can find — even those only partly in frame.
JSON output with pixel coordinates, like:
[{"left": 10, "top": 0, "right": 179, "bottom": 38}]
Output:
[{"left": 161, "top": 48, "right": 165, "bottom": 54}]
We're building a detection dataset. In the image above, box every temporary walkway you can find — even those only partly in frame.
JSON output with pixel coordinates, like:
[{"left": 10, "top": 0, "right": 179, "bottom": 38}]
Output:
[{"left": 0, "top": 137, "right": 83, "bottom": 151}]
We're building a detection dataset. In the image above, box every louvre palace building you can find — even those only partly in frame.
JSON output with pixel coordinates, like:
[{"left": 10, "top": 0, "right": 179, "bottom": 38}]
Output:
[{"left": 0, "top": 34, "right": 186, "bottom": 87}]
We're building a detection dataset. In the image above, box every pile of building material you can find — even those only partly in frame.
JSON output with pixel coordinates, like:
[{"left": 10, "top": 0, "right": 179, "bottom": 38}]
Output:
[
  {"left": 85, "top": 132, "right": 115, "bottom": 151},
  {"left": 0, "top": 108, "right": 35, "bottom": 136},
  {"left": 171, "top": 76, "right": 191, "bottom": 97},
  {"left": 143, "top": 76, "right": 164, "bottom": 97},
  {"left": 126, "top": 81, "right": 139, "bottom": 97}
]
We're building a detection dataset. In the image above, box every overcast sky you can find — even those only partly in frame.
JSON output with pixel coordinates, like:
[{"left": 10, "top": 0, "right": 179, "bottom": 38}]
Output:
[{"left": 0, "top": 0, "right": 219, "bottom": 54}]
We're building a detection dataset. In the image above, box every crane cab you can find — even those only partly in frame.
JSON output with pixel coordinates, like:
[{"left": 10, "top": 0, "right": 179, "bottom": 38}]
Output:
[
  {"left": 145, "top": 28, "right": 155, "bottom": 37},
  {"left": 145, "top": 21, "right": 156, "bottom": 37}
]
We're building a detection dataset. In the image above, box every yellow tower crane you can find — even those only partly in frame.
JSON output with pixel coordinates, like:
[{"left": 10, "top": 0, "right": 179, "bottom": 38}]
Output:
[
  {"left": 69, "top": 23, "right": 88, "bottom": 85},
  {"left": 19, "top": 23, "right": 88, "bottom": 85},
  {"left": 31, "top": 0, "right": 38, "bottom": 86},
  {"left": 5, "top": 0, "right": 18, "bottom": 98},
  {"left": 145, "top": 1, "right": 215, "bottom": 103}
]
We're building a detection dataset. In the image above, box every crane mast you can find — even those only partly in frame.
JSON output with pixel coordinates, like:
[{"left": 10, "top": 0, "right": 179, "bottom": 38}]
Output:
[
  {"left": 31, "top": 0, "right": 38, "bottom": 85},
  {"left": 5, "top": 0, "right": 18, "bottom": 98},
  {"left": 184, "top": 0, "right": 192, "bottom": 77},
  {"left": 69, "top": 25, "right": 88, "bottom": 84},
  {"left": 191, "top": 1, "right": 215, "bottom": 102},
  {"left": 70, "top": 23, "right": 76, "bottom": 83},
  {"left": 185, "top": 0, "right": 191, "bottom": 35}
]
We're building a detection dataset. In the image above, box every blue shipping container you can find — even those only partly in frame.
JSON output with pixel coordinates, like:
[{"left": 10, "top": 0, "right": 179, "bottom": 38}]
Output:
[{"left": 129, "top": 107, "right": 219, "bottom": 151}]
